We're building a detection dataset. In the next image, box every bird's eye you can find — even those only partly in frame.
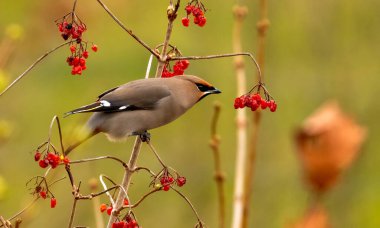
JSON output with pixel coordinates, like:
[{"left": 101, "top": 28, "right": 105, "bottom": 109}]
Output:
[{"left": 196, "top": 83, "right": 213, "bottom": 92}]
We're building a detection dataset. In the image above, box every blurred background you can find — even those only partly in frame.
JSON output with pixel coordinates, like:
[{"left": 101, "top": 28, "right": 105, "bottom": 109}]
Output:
[{"left": 0, "top": 0, "right": 379, "bottom": 227}]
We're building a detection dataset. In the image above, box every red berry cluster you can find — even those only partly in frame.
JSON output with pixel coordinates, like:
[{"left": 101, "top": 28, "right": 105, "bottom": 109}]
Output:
[
  {"left": 100, "top": 199, "right": 129, "bottom": 216},
  {"left": 159, "top": 175, "right": 187, "bottom": 191},
  {"left": 38, "top": 191, "right": 57, "bottom": 208},
  {"left": 66, "top": 44, "right": 97, "bottom": 75},
  {"left": 56, "top": 13, "right": 97, "bottom": 75},
  {"left": 162, "top": 60, "right": 190, "bottom": 78},
  {"left": 234, "top": 93, "right": 277, "bottom": 112},
  {"left": 182, "top": 3, "right": 207, "bottom": 27},
  {"left": 34, "top": 151, "right": 70, "bottom": 169},
  {"left": 35, "top": 187, "right": 57, "bottom": 208},
  {"left": 111, "top": 220, "right": 139, "bottom": 228},
  {"left": 57, "top": 20, "right": 86, "bottom": 41}
]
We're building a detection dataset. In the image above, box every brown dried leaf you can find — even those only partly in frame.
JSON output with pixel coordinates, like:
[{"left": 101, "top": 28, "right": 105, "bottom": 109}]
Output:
[{"left": 295, "top": 101, "right": 366, "bottom": 194}]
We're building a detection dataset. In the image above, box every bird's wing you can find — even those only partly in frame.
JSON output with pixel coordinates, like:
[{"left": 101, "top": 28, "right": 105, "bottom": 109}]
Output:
[{"left": 65, "top": 81, "right": 171, "bottom": 116}]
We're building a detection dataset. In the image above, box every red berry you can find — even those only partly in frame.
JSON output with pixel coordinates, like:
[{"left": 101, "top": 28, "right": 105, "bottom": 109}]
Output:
[
  {"left": 124, "top": 198, "right": 129, "bottom": 206},
  {"left": 50, "top": 197, "right": 57, "bottom": 208},
  {"left": 112, "top": 222, "right": 125, "bottom": 228},
  {"left": 260, "top": 99, "right": 268, "bottom": 109},
  {"left": 100, "top": 203, "right": 107, "bottom": 213},
  {"left": 182, "top": 17, "right": 190, "bottom": 27},
  {"left": 251, "top": 94, "right": 261, "bottom": 102},
  {"left": 82, "top": 51, "right": 89, "bottom": 59},
  {"left": 39, "top": 159, "right": 49, "bottom": 168},
  {"left": 163, "top": 185, "right": 170, "bottom": 191},
  {"left": 192, "top": 7, "right": 202, "bottom": 17},
  {"left": 269, "top": 100, "right": 277, "bottom": 112},
  {"left": 39, "top": 191, "right": 47, "bottom": 199},
  {"left": 250, "top": 100, "right": 259, "bottom": 111},
  {"left": 91, "top": 44, "right": 98, "bottom": 52},
  {"left": 198, "top": 16, "right": 207, "bottom": 27},
  {"left": 70, "top": 45, "right": 76, "bottom": 53},
  {"left": 185, "top": 5, "right": 193, "bottom": 14},
  {"left": 106, "top": 206, "right": 113, "bottom": 215},
  {"left": 180, "top": 60, "right": 190, "bottom": 69},
  {"left": 34, "top": 152, "right": 41, "bottom": 161},
  {"left": 63, "top": 157, "right": 70, "bottom": 165},
  {"left": 176, "top": 176, "right": 186, "bottom": 187}
]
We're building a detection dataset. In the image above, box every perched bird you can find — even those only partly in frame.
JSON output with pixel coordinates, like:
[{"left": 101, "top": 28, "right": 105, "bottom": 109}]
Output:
[{"left": 64, "top": 75, "right": 221, "bottom": 154}]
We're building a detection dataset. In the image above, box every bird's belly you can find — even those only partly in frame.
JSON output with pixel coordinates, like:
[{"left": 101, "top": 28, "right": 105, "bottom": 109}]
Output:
[{"left": 91, "top": 107, "right": 186, "bottom": 141}]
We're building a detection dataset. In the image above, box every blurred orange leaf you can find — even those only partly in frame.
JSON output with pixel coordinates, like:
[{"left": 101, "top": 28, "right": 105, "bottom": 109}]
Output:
[{"left": 295, "top": 101, "right": 366, "bottom": 194}]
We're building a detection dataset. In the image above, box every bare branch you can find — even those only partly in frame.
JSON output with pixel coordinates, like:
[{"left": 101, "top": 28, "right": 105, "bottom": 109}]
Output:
[
  {"left": 68, "top": 156, "right": 128, "bottom": 168},
  {"left": 171, "top": 187, "right": 204, "bottom": 225},
  {"left": 95, "top": 0, "right": 159, "bottom": 58},
  {"left": 106, "top": 137, "right": 142, "bottom": 227},
  {"left": 170, "top": 52, "right": 262, "bottom": 81},
  {"left": 0, "top": 41, "right": 70, "bottom": 97}
]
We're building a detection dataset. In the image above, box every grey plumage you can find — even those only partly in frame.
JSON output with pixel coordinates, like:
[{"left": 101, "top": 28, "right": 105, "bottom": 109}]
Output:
[{"left": 64, "top": 75, "right": 221, "bottom": 154}]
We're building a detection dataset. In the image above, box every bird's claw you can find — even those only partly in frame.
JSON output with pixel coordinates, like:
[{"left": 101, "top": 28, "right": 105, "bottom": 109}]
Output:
[{"left": 139, "top": 131, "right": 151, "bottom": 142}]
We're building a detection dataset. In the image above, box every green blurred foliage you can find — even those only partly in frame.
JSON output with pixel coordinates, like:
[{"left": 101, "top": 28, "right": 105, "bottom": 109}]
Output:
[{"left": 0, "top": 0, "right": 379, "bottom": 227}]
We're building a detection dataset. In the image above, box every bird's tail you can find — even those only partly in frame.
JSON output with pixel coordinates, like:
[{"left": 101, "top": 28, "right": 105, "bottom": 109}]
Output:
[{"left": 64, "top": 128, "right": 100, "bottom": 155}]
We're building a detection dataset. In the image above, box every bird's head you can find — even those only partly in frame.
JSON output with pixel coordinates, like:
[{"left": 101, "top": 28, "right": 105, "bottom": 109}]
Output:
[{"left": 176, "top": 75, "right": 221, "bottom": 101}]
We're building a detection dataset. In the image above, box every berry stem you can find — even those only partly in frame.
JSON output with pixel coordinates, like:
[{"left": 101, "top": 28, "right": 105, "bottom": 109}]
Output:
[
  {"left": 171, "top": 187, "right": 205, "bottom": 225},
  {"left": 146, "top": 141, "right": 167, "bottom": 168},
  {"left": 170, "top": 52, "right": 262, "bottom": 83},
  {"left": 95, "top": 0, "right": 159, "bottom": 58},
  {"left": 0, "top": 41, "right": 71, "bottom": 97}
]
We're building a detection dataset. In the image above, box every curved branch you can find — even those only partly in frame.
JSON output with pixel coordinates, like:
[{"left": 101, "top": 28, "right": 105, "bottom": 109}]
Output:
[
  {"left": 96, "top": 0, "right": 159, "bottom": 58},
  {"left": 0, "top": 41, "right": 70, "bottom": 97}
]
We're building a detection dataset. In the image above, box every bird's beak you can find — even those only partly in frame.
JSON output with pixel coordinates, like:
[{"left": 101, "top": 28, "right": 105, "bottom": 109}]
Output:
[{"left": 210, "top": 88, "right": 222, "bottom": 94}]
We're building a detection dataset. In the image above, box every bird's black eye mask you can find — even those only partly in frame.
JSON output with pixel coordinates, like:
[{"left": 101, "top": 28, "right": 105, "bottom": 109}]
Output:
[{"left": 195, "top": 83, "right": 215, "bottom": 92}]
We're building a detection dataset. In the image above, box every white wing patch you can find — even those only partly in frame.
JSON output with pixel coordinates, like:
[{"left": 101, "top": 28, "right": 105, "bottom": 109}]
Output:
[
  {"left": 119, "top": 106, "right": 127, "bottom": 110},
  {"left": 100, "top": 100, "right": 111, "bottom": 107}
]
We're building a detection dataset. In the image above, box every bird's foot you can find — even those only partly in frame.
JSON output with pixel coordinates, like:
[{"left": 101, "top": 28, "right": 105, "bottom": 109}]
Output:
[{"left": 137, "top": 131, "right": 151, "bottom": 142}]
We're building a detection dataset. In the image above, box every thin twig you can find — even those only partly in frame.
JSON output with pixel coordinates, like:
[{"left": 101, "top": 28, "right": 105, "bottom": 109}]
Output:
[
  {"left": 0, "top": 41, "right": 70, "bottom": 97},
  {"left": 0, "top": 217, "right": 8, "bottom": 228},
  {"left": 48, "top": 116, "right": 65, "bottom": 154},
  {"left": 95, "top": 0, "right": 158, "bottom": 58},
  {"left": 209, "top": 102, "right": 226, "bottom": 228},
  {"left": 119, "top": 188, "right": 161, "bottom": 211},
  {"left": 146, "top": 141, "right": 166, "bottom": 168},
  {"left": 154, "top": 0, "right": 180, "bottom": 77},
  {"left": 231, "top": 5, "right": 249, "bottom": 228},
  {"left": 171, "top": 187, "right": 204, "bottom": 225},
  {"left": 68, "top": 156, "right": 127, "bottom": 167},
  {"left": 170, "top": 52, "right": 261, "bottom": 81},
  {"left": 77, "top": 186, "right": 119, "bottom": 200},
  {"left": 241, "top": 0, "right": 269, "bottom": 227},
  {"left": 15, "top": 219, "right": 22, "bottom": 228},
  {"left": 68, "top": 198, "right": 78, "bottom": 228},
  {"left": 6, "top": 197, "right": 39, "bottom": 223}
]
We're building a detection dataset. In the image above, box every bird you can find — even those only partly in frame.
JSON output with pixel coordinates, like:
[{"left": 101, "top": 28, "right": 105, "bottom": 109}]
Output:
[{"left": 64, "top": 75, "right": 221, "bottom": 154}]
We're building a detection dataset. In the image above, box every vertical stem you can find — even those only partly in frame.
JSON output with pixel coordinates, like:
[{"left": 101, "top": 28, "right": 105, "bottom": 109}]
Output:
[
  {"left": 209, "top": 102, "right": 226, "bottom": 228},
  {"left": 241, "top": 0, "right": 269, "bottom": 227},
  {"left": 68, "top": 198, "right": 78, "bottom": 228},
  {"left": 155, "top": 0, "right": 180, "bottom": 77},
  {"left": 106, "top": 137, "right": 142, "bottom": 227},
  {"left": 231, "top": 5, "right": 248, "bottom": 228},
  {"left": 107, "top": 1, "right": 179, "bottom": 226}
]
